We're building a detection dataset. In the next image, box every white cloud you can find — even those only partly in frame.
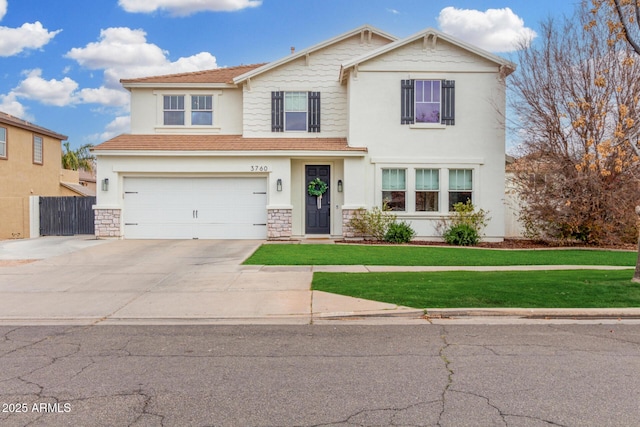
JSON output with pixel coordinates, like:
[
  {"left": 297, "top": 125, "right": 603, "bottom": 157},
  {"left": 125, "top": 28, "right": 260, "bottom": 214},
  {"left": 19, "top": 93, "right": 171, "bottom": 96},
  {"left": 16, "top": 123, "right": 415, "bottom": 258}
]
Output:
[
  {"left": 437, "top": 7, "right": 536, "bottom": 52},
  {"left": 0, "top": 0, "right": 7, "bottom": 21},
  {"left": 119, "top": 0, "right": 261, "bottom": 16},
  {"left": 13, "top": 69, "right": 78, "bottom": 107},
  {"left": 91, "top": 115, "right": 130, "bottom": 142},
  {"left": 66, "top": 27, "right": 217, "bottom": 88},
  {"left": 78, "top": 87, "right": 130, "bottom": 107},
  {"left": 64, "top": 27, "right": 217, "bottom": 108},
  {"left": 66, "top": 28, "right": 167, "bottom": 71},
  {"left": 387, "top": 8, "right": 400, "bottom": 15},
  {"left": 0, "top": 92, "right": 31, "bottom": 120},
  {"left": 0, "top": 21, "right": 61, "bottom": 57}
]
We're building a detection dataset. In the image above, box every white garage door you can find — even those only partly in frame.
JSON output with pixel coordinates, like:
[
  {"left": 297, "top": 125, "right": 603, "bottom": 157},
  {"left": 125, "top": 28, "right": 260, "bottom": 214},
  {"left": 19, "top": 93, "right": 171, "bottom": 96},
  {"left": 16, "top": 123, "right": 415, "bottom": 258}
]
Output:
[{"left": 123, "top": 177, "right": 267, "bottom": 239}]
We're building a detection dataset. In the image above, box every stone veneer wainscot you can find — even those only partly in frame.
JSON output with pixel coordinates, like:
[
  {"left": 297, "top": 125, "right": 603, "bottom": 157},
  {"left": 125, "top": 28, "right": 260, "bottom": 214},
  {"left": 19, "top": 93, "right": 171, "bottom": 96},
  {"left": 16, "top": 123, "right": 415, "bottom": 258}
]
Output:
[
  {"left": 267, "top": 208, "right": 292, "bottom": 240},
  {"left": 94, "top": 208, "right": 122, "bottom": 238}
]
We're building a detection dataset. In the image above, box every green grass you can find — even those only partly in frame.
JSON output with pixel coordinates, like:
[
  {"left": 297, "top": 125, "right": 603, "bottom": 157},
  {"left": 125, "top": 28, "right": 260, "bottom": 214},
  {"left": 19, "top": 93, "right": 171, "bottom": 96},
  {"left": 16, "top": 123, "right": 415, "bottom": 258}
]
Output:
[
  {"left": 312, "top": 270, "right": 640, "bottom": 308},
  {"left": 244, "top": 244, "right": 636, "bottom": 266}
]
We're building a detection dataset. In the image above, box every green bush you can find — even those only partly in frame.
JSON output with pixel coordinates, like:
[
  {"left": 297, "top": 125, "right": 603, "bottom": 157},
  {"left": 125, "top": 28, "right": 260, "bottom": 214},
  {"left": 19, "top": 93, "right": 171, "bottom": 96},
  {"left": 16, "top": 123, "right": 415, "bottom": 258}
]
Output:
[
  {"left": 440, "top": 200, "right": 490, "bottom": 246},
  {"left": 443, "top": 223, "right": 479, "bottom": 246},
  {"left": 384, "top": 221, "right": 416, "bottom": 244}
]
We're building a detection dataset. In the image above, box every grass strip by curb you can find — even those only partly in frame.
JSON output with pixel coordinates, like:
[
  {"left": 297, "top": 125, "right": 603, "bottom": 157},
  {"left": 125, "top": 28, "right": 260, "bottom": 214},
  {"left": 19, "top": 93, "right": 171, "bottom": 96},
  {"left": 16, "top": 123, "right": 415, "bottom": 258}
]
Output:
[{"left": 312, "top": 269, "right": 640, "bottom": 309}]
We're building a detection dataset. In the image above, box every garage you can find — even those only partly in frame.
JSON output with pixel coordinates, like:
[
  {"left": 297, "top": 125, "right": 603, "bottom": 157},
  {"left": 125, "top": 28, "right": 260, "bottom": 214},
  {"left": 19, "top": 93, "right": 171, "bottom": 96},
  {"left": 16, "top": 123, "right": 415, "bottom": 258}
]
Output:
[{"left": 123, "top": 177, "right": 267, "bottom": 239}]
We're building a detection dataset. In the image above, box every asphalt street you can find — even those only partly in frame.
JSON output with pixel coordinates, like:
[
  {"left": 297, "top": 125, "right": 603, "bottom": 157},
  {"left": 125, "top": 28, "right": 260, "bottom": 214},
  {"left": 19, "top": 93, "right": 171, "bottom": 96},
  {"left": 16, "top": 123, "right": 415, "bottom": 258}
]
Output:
[{"left": 1, "top": 324, "right": 640, "bottom": 427}]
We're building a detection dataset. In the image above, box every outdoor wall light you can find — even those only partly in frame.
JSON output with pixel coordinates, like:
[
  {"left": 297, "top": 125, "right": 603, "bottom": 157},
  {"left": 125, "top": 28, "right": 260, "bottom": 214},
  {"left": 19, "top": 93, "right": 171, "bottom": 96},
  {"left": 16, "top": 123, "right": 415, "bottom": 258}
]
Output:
[
  {"left": 276, "top": 178, "right": 282, "bottom": 192},
  {"left": 102, "top": 178, "right": 109, "bottom": 192},
  {"left": 337, "top": 179, "right": 343, "bottom": 192}
]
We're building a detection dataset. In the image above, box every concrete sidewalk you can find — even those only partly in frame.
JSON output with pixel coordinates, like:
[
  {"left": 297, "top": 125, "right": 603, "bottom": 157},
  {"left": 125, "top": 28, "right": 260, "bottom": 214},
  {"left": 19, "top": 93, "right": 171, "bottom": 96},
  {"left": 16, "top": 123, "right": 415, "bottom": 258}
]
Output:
[
  {"left": 0, "top": 237, "right": 423, "bottom": 325},
  {"left": 0, "top": 236, "right": 638, "bottom": 325}
]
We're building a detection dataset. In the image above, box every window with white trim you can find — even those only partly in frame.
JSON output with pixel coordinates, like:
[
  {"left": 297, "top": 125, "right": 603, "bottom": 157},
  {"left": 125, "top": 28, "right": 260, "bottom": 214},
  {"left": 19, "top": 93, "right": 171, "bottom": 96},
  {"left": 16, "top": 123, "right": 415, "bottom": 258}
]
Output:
[
  {"left": 0, "top": 127, "right": 6, "bottom": 159},
  {"left": 382, "top": 169, "right": 406, "bottom": 211},
  {"left": 401, "top": 79, "right": 455, "bottom": 125},
  {"left": 163, "top": 95, "right": 185, "bottom": 125},
  {"left": 449, "top": 169, "right": 472, "bottom": 210},
  {"left": 415, "top": 80, "right": 441, "bottom": 124},
  {"left": 416, "top": 169, "right": 439, "bottom": 211},
  {"left": 271, "top": 91, "right": 321, "bottom": 132},
  {"left": 191, "top": 95, "right": 212, "bottom": 125},
  {"left": 284, "top": 92, "right": 308, "bottom": 131},
  {"left": 33, "top": 135, "right": 43, "bottom": 165}
]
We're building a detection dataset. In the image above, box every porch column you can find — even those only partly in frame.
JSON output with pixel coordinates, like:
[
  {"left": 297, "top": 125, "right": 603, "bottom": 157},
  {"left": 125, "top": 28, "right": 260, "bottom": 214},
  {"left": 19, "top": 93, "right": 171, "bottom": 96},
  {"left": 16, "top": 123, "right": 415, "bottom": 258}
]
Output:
[{"left": 341, "top": 157, "right": 368, "bottom": 239}]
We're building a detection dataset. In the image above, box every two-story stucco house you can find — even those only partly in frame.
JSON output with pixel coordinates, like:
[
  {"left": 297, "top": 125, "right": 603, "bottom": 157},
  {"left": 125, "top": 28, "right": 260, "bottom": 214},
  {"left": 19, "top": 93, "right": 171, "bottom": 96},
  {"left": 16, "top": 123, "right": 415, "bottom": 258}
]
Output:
[
  {"left": 0, "top": 112, "right": 77, "bottom": 239},
  {"left": 92, "top": 25, "right": 515, "bottom": 241}
]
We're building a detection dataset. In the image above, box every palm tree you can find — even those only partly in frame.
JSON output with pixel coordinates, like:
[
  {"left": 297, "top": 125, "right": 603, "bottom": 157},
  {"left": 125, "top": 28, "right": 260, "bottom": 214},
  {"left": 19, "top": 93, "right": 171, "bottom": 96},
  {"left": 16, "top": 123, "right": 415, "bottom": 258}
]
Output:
[{"left": 61, "top": 142, "right": 94, "bottom": 172}]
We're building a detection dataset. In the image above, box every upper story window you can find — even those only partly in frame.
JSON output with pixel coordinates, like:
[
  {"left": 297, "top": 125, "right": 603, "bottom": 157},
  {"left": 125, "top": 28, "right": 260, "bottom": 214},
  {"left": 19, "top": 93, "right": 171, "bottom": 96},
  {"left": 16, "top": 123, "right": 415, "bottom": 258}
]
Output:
[
  {"left": 191, "top": 95, "right": 212, "bottom": 125},
  {"left": 401, "top": 79, "right": 455, "bottom": 126},
  {"left": 33, "top": 135, "right": 43, "bottom": 165},
  {"left": 163, "top": 95, "right": 185, "bottom": 125},
  {"left": 271, "top": 91, "right": 321, "bottom": 133},
  {"left": 0, "top": 127, "right": 6, "bottom": 159},
  {"left": 284, "top": 92, "right": 307, "bottom": 131},
  {"left": 415, "top": 80, "right": 441, "bottom": 124},
  {"left": 162, "top": 94, "right": 215, "bottom": 127}
]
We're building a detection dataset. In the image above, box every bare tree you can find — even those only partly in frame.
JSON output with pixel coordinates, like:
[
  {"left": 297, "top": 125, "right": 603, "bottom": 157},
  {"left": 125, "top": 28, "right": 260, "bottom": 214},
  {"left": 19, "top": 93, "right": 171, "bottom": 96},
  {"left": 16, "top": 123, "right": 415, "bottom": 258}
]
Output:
[
  {"left": 591, "top": 0, "right": 640, "bottom": 281},
  {"left": 508, "top": 4, "right": 640, "bottom": 252}
]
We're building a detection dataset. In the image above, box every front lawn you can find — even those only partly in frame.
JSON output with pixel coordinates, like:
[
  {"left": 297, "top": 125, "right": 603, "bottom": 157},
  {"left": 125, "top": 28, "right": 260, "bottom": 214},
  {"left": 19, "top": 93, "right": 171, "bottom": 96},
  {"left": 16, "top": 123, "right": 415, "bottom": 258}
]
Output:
[
  {"left": 244, "top": 244, "right": 636, "bottom": 266},
  {"left": 312, "top": 270, "right": 640, "bottom": 308}
]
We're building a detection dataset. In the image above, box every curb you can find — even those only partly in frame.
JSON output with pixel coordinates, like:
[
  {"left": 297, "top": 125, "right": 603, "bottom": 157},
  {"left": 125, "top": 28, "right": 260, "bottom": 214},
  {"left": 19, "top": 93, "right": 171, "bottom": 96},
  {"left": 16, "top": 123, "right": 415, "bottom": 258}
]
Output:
[{"left": 425, "top": 308, "right": 640, "bottom": 319}]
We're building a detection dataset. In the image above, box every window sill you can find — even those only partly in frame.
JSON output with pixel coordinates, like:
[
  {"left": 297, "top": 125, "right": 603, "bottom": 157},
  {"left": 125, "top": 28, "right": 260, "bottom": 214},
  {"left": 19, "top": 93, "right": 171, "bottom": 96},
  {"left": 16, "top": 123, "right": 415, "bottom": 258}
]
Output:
[
  {"left": 155, "top": 126, "right": 221, "bottom": 134},
  {"left": 409, "top": 124, "right": 447, "bottom": 130},
  {"left": 392, "top": 212, "right": 449, "bottom": 219}
]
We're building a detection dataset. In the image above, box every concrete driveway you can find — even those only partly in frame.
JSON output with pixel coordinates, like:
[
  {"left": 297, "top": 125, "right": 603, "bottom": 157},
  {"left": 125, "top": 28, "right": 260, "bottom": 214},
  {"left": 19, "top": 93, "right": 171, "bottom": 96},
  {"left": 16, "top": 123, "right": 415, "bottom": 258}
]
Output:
[{"left": 0, "top": 237, "right": 317, "bottom": 324}]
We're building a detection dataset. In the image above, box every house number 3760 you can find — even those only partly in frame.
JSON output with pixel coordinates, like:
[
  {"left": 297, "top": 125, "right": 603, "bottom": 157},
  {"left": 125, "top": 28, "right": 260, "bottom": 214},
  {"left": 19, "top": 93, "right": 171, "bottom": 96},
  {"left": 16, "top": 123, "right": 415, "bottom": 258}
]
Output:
[{"left": 250, "top": 165, "right": 268, "bottom": 172}]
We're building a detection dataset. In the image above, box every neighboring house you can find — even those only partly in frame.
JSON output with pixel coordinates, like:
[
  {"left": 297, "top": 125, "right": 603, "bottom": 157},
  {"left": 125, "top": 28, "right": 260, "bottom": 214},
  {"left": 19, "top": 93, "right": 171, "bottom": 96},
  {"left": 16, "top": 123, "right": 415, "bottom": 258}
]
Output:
[
  {"left": 0, "top": 111, "right": 93, "bottom": 239},
  {"left": 93, "top": 25, "right": 515, "bottom": 241}
]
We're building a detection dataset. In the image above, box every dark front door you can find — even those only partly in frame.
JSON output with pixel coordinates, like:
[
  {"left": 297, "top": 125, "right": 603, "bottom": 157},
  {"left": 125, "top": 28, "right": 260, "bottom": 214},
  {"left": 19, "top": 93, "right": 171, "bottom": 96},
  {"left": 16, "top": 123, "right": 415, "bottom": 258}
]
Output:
[{"left": 305, "top": 165, "right": 330, "bottom": 234}]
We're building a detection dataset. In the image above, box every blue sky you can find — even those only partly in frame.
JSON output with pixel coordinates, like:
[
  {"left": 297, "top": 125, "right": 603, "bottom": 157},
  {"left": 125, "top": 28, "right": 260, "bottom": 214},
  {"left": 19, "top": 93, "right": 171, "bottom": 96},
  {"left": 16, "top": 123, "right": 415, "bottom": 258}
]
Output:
[{"left": 0, "top": 0, "right": 581, "bottom": 150}]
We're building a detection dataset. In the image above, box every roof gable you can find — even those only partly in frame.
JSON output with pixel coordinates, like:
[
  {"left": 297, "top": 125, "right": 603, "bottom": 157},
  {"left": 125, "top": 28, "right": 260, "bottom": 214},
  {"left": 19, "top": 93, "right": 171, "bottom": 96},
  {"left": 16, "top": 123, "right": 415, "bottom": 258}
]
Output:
[
  {"left": 339, "top": 28, "right": 516, "bottom": 82},
  {"left": 233, "top": 24, "right": 396, "bottom": 84}
]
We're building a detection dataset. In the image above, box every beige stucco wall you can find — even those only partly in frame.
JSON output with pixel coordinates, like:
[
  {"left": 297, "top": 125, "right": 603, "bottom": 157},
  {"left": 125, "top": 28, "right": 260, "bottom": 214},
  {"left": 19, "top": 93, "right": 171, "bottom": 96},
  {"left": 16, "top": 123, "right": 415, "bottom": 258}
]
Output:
[
  {"left": 0, "top": 123, "right": 66, "bottom": 239},
  {"left": 0, "top": 197, "right": 30, "bottom": 239},
  {"left": 129, "top": 87, "right": 244, "bottom": 135},
  {"left": 0, "top": 125, "right": 64, "bottom": 197}
]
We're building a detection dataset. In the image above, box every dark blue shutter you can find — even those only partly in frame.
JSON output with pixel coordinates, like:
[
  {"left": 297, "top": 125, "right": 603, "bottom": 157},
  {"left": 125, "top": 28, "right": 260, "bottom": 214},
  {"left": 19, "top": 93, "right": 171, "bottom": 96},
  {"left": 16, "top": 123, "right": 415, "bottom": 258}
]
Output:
[
  {"left": 271, "top": 91, "right": 284, "bottom": 132},
  {"left": 308, "top": 91, "right": 321, "bottom": 132},
  {"left": 401, "top": 80, "right": 415, "bottom": 124},
  {"left": 441, "top": 80, "right": 455, "bottom": 125}
]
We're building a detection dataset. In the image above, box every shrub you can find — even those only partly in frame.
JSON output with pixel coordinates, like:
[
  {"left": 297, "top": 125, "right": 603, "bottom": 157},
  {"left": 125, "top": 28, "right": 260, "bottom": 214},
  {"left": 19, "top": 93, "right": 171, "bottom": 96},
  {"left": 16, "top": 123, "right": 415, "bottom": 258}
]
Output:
[
  {"left": 384, "top": 221, "right": 416, "bottom": 244},
  {"left": 440, "top": 200, "right": 490, "bottom": 246},
  {"left": 348, "top": 205, "right": 397, "bottom": 241},
  {"left": 443, "top": 223, "right": 479, "bottom": 246}
]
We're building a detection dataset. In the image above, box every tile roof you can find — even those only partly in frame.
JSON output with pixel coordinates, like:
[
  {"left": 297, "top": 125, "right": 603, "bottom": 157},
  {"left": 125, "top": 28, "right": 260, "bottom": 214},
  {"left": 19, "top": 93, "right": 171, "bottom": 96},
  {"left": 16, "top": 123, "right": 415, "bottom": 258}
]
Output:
[
  {"left": 60, "top": 182, "right": 96, "bottom": 197},
  {"left": 93, "top": 134, "right": 366, "bottom": 152},
  {"left": 120, "top": 64, "right": 267, "bottom": 85},
  {"left": 0, "top": 111, "right": 67, "bottom": 140}
]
